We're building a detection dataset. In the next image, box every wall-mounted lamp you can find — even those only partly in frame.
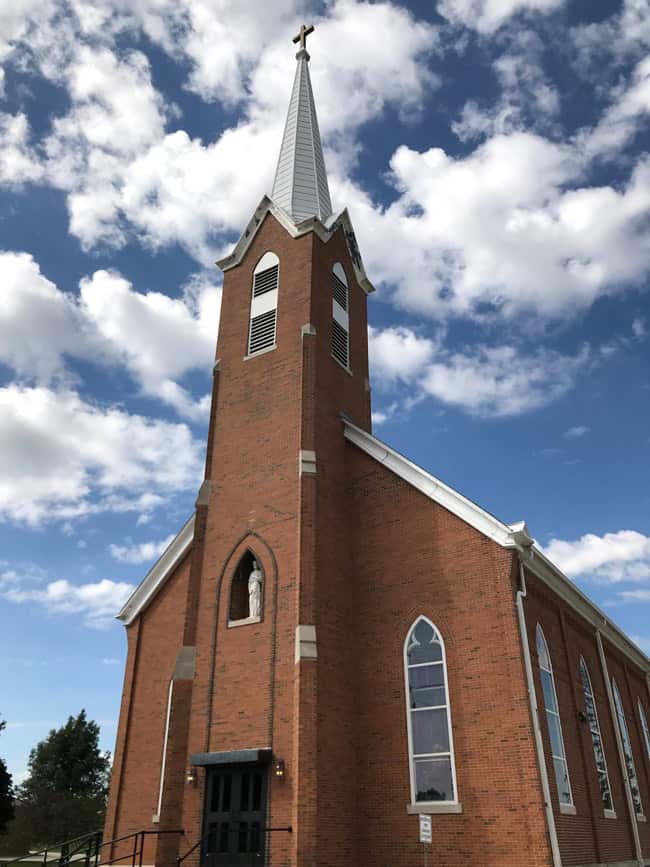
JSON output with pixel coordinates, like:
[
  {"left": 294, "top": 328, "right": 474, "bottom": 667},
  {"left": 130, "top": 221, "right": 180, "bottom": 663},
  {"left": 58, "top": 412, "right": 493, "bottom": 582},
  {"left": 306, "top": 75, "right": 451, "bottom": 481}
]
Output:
[
  {"left": 273, "top": 759, "right": 285, "bottom": 780},
  {"left": 186, "top": 766, "right": 197, "bottom": 785},
  {"left": 577, "top": 711, "right": 587, "bottom": 723}
]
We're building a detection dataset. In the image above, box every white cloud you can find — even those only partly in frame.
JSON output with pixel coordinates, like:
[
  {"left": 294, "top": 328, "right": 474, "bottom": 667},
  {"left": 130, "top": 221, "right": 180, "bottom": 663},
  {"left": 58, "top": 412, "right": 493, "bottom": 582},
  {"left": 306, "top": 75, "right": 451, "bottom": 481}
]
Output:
[
  {"left": 564, "top": 425, "right": 589, "bottom": 438},
  {"left": 0, "top": 385, "right": 202, "bottom": 525},
  {"left": 453, "top": 30, "right": 560, "bottom": 143},
  {"left": 0, "top": 252, "right": 219, "bottom": 419},
  {"left": 420, "top": 343, "right": 589, "bottom": 417},
  {"left": 0, "top": 112, "right": 43, "bottom": 184},
  {"left": 345, "top": 134, "right": 650, "bottom": 321},
  {"left": 542, "top": 530, "right": 650, "bottom": 583},
  {"left": 438, "top": 0, "right": 563, "bottom": 34},
  {"left": 581, "top": 56, "right": 650, "bottom": 159},
  {"left": 101, "top": 657, "right": 121, "bottom": 664},
  {"left": 109, "top": 534, "right": 175, "bottom": 564},
  {"left": 369, "top": 326, "right": 436, "bottom": 384},
  {"left": 368, "top": 325, "right": 591, "bottom": 417},
  {"left": 3, "top": 577, "right": 134, "bottom": 627},
  {"left": 1, "top": 2, "right": 437, "bottom": 261},
  {"left": 79, "top": 269, "right": 219, "bottom": 418},
  {"left": 0, "top": 251, "right": 86, "bottom": 381}
]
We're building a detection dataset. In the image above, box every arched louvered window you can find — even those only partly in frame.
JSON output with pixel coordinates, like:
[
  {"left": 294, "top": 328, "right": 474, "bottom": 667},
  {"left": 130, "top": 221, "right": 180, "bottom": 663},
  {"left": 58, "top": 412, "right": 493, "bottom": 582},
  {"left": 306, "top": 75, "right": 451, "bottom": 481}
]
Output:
[
  {"left": 638, "top": 700, "right": 650, "bottom": 762},
  {"left": 536, "top": 625, "right": 573, "bottom": 806},
  {"left": 248, "top": 252, "right": 279, "bottom": 356},
  {"left": 404, "top": 617, "right": 458, "bottom": 804},
  {"left": 612, "top": 679, "right": 644, "bottom": 816},
  {"left": 579, "top": 657, "right": 613, "bottom": 812},
  {"left": 331, "top": 262, "right": 349, "bottom": 369}
]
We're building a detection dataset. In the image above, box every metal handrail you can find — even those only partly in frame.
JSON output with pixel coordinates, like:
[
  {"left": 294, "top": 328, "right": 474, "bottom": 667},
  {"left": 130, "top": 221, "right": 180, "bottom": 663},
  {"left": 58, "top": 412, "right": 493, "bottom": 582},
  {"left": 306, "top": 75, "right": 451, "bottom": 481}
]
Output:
[
  {"left": 0, "top": 830, "right": 102, "bottom": 867},
  {"left": 1, "top": 829, "right": 185, "bottom": 867}
]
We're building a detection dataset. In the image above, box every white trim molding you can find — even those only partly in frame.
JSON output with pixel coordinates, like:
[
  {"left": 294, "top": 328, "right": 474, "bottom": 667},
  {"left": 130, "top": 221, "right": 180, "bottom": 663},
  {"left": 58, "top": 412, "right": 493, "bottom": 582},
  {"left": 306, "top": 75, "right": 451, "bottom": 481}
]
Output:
[
  {"left": 216, "top": 196, "right": 375, "bottom": 295},
  {"left": 116, "top": 515, "right": 194, "bottom": 625},
  {"left": 295, "top": 625, "right": 317, "bottom": 663}
]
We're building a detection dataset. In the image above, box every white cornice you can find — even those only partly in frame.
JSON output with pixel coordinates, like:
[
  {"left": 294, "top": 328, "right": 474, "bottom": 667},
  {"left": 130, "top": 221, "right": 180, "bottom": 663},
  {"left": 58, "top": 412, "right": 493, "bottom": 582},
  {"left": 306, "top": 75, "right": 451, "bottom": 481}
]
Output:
[
  {"left": 524, "top": 548, "right": 649, "bottom": 671},
  {"left": 116, "top": 515, "right": 195, "bottom": 625},
  {"left": 216, "top": 196, "right": 375, "bottom": 295},
  {"left": 343, "top": 420, "right": 649, "bottom": 673}
]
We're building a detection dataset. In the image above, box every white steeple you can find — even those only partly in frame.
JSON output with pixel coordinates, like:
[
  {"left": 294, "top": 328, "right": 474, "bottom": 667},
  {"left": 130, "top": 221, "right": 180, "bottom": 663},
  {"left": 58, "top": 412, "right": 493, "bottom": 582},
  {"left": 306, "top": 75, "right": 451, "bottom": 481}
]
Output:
[{"left": 271, "top": 25, "right": 333, "bottom": 224}]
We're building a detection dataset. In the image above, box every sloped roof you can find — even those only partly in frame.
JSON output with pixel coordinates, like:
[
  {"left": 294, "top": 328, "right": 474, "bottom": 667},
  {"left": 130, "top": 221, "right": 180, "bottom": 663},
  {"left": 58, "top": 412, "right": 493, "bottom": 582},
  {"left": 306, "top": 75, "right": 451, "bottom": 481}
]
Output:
[
  {"left": 271, "top": 48, "right": 332, "bottom": 224},
  {"left": 116, "top": 514, "right": 194, "bottom": 625}
]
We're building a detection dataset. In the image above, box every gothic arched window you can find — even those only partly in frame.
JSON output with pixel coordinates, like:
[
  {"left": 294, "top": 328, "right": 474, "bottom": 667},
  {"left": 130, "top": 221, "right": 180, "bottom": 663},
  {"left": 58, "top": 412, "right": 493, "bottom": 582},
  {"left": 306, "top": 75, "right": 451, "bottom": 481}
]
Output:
[
  {"left": 612, "top": 679, "right": 644, "bottom": 816},
  {"left": 639, "top": 699, "right": 650, "bottom": 762},
  {"left": 248, "top": 252, "right": 279, "bottom": 356},
  {"left": 228, "top": 550, "right": 263, "bottom": 624},
  {"left": 579, "top": 656, "right": 613, "bottom": 812},
  {"left": 536, "top": 625, "right": 573, "bottom": 806},
  {"left": 331, "top": 262, "right": 349, "bottom": 369},
  {"left": 404, "top": 617, "right": 457, "bottom": 804}
]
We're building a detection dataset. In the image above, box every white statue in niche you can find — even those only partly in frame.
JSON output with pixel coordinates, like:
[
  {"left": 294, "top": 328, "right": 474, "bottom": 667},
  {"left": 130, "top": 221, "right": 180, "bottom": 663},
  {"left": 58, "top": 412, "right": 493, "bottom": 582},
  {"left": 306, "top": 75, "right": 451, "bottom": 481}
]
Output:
[{"left": 248, "top": 559, "right": 263, "bottom": 619}]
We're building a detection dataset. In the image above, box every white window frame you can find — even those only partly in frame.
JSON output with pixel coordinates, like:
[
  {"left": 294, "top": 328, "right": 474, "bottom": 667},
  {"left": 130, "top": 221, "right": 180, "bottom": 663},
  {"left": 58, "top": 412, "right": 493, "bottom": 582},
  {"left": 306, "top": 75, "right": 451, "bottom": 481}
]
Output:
[
  {"left": 403, "top": 615, "right": 459, "bottom": 808},
  {"left": 639, "top": 699, "right": 650, "bottom": 762},
  {"left": 536, "top": 624, "right": 574, "bottom": 808},
  {"left": 247, "top": 251, "right": 279, "bottom": 357},
  {"left": 331, "top": 262, "right": 350, "bottom": 370},
  {"left": 612, "top": 678, "right": 644, "bottom": 817},
  {"left": 579, "top": 656, "right": 615, "bottom": 816}
]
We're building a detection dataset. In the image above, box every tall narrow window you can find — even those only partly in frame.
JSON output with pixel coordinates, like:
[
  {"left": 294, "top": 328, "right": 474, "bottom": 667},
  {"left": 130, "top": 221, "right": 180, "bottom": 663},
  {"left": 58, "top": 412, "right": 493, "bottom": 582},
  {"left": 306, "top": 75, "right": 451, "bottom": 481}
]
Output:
[
  {"left": 404, "top": 617, "right": 457, "bottom": 804},
  {"left": 536, "top": 625, "right": 573, "bottom": 806},
  {"left": 612, "top": 679, "right": 644, "bottom": 816},
  {"left": 639, "top": 700, "right": 650, "bottom": 762},
  {"left": 331, "top": 262, "right": 349, "bottom": 368},
  {"left": 579, "top": 657, "right": 613, "bottom": 812},
  {"left": 248, "top": 252, "right": 279, "bottom": 356}
]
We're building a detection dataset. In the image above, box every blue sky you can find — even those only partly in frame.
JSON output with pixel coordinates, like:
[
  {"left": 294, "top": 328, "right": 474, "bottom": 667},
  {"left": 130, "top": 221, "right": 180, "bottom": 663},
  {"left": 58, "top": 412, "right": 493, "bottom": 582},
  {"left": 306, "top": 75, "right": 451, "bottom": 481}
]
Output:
[{"left": 0, "top": 0, "right": 649, "bottom": 786}]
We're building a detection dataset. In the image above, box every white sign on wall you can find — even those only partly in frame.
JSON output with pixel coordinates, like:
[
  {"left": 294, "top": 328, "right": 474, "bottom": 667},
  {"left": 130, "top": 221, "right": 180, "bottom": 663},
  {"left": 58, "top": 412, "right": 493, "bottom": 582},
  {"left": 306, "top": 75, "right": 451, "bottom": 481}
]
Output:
[{"left": 419, "top": 813, "right": 432, "bottom": 844}]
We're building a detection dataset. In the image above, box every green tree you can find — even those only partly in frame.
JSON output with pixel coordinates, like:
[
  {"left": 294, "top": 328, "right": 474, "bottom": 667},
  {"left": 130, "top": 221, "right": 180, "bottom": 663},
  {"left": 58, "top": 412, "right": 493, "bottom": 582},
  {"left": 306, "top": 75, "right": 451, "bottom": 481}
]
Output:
[
  {"left": 16, "top": 710, "right": 110, "bottom": 846},
  {"left": 0, "top": 715, "right": 15, "bottom": 833}
]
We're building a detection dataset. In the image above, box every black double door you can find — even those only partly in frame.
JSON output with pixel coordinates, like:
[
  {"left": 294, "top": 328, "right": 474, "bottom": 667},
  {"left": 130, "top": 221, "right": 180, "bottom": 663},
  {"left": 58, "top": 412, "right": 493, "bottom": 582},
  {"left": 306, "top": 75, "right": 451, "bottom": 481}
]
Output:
[{"left": 202, "top": 765, "right": 267, "bottom": 867}]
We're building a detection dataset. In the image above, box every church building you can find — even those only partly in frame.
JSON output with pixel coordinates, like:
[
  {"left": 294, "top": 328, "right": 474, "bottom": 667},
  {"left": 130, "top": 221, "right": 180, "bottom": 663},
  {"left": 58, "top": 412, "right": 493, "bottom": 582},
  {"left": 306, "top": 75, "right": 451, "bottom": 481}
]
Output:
[{"left": 105, "top": 26, "right": 650, "bottom": 867}]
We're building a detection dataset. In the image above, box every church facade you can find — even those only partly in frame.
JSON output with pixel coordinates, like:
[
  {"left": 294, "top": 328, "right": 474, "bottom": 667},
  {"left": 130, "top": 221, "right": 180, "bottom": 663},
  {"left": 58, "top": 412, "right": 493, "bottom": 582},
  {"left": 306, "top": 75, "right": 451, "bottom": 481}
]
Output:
[{"left": 105, "top": 28, "right": 650, "bottom": 867}]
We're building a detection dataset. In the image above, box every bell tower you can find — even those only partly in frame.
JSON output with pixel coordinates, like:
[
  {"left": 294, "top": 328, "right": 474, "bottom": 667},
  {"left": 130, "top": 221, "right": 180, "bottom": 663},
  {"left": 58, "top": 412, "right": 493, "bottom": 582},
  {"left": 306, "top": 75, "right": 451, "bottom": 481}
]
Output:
[{"left": 149, "top": 24, "right": 375, "bottom": 867}]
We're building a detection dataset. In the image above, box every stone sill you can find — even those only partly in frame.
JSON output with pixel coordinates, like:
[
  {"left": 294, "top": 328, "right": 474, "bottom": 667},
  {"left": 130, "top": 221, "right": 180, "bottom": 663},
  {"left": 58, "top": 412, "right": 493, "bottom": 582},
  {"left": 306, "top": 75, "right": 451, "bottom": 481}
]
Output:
[
  {"left": 406, "top": 802, "right": 462, "bottom": 815},
  {"left": 244, "top": 345, "right": 277, "bottom": 361},
  {"left": 228, "top": 615, "right": 261, "bottom": 628},
  {"left": 560, "top": 803, "right": 577, "bottom": 815}
]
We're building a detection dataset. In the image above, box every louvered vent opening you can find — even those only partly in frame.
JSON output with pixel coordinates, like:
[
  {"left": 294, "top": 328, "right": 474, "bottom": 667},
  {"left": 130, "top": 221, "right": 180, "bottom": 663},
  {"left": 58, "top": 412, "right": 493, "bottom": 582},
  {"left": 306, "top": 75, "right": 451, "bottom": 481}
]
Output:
[
  {"left": 253, "top": 265, "right": 279, "bottom": 298},
  {"left": 332, "top": 273, "right": 348, "bottom": 311},
  {"left": 249, "top": 309, "right": 277, "bottom": 355},
  {"left": 332, "top": 319, "right": 349, "bottom": 368}
]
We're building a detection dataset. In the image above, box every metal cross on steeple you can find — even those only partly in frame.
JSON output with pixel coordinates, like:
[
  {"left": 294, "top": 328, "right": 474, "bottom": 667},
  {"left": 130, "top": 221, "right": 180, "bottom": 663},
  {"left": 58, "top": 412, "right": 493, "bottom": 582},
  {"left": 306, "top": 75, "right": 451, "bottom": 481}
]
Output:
[{"left": 292, "top": 23, "right": 314, "bottom": 52}]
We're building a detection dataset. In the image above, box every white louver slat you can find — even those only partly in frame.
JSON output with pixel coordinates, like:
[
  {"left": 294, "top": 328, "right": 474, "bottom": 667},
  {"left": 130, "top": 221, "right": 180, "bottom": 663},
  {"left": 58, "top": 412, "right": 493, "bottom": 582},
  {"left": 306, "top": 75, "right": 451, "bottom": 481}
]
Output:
[
  {"left": 249, "top": 309, "right": 277, "bottom": 355},
  {"left": 248, "top": 252, "right": 279, "bottom": 356},
  {"left": 331, "top": 262, "right": 349, "bottom": 369}
]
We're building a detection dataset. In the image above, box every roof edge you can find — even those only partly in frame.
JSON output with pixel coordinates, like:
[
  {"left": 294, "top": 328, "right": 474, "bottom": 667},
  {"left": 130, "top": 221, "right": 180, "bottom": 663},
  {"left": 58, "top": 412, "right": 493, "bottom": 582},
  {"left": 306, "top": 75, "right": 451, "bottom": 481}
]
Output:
[
  {"left": 343, "top": 419, "right": 649, "bottom": 673},
  {"left": 216, "top": 197, "right": 375, "bottom": 294},
  {"left": 524, "top": 548, "right": 649, "bottom": 671},
  {"left": 116, "top": 514, "right": 195, "bottom": 625}
]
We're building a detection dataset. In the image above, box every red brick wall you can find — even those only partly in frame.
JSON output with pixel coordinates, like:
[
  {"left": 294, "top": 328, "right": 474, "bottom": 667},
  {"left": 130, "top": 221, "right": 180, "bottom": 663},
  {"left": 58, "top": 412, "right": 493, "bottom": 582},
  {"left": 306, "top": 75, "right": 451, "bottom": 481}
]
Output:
[
  {"left": 345, "top": 446, "right": 553, "bottom": 867},
  {"left": 105, "top": 552, "right": 192, "bottom": 865},
  {"left": 524, "top": 569, "right": 650, "bottom": 865}
]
